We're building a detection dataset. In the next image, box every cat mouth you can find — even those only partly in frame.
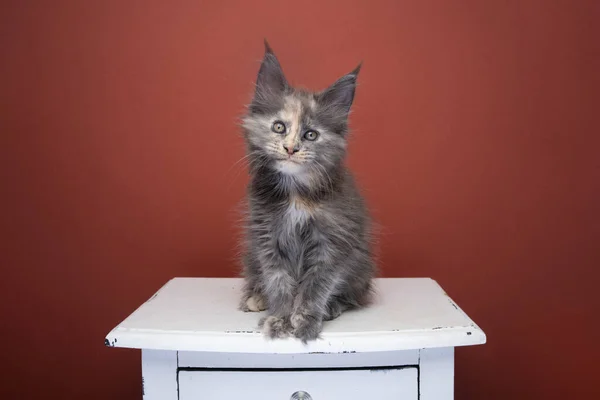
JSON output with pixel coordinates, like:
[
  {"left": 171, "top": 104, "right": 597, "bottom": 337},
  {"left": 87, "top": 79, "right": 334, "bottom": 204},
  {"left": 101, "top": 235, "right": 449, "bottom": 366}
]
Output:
[
  {"left": 276, "top": 156, "right": 301, "bottom": 164},
  {"left": 275, "top": 158, "right": 306, "bottom": 174}
]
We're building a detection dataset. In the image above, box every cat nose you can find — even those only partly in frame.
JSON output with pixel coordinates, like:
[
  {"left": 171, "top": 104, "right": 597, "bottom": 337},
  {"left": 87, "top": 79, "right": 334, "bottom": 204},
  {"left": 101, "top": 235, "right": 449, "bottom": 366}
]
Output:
[{"left": 283, "top": 144, "right": 300, "bottom": 155}]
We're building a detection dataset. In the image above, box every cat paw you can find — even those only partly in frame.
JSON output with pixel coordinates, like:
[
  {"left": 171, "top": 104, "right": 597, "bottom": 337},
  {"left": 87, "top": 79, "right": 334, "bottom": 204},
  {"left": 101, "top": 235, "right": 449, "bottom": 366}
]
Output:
[
  {"left": 291, "top": 313, "right": 322, "bottom": 343},
  {"left": 259, "top": 316, "right": 291, "bottom": 339},
  {"left": 239, "top": 293, "right": 267, "bottom": 312},
  {"left": 241, "top": 294, "right": 266, "bottom": 312}
]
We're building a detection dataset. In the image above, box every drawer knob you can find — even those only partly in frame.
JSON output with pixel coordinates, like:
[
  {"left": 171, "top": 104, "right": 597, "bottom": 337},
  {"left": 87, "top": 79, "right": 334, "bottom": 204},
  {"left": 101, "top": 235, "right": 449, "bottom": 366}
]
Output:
[{"left": 291, "top": 391, "right": 312, "bottom": 400}]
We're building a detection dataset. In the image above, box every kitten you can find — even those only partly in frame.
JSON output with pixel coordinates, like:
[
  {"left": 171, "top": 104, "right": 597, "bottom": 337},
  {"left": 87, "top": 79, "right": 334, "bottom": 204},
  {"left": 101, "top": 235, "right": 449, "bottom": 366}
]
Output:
[{"left": 238, "top": 41, "right": 376, "bottom": 343}]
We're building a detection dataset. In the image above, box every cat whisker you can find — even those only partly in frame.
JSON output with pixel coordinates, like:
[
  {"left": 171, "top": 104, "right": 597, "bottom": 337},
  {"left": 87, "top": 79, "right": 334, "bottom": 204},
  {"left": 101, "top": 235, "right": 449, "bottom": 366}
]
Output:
[
  {"left": 224, "top": 152, "right": 258, "bottom": 191},
  {"left": 226, "top": 152, "right": 254, "bottom": 174}
]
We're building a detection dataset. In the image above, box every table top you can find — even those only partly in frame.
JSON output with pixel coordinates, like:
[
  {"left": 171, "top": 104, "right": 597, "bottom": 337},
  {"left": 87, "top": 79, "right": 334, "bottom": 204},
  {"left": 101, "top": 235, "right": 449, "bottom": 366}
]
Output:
[{"left": 105, "top": 277, "right": 486, "bottom": 354}]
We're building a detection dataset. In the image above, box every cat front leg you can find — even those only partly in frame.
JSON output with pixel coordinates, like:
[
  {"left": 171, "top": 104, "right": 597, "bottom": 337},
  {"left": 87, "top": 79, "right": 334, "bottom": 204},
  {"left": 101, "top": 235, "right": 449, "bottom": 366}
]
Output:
[
  {"left": 257, "top": 267, "right": 296, "bottom": 338},
  {"left": 291, "top": 265, "right": 339, "bottom": 343}
]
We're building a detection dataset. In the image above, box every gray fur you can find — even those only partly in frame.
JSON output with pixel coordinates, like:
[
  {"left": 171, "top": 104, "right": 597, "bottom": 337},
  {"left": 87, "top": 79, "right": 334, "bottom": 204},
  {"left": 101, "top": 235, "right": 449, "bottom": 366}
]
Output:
[{"left": 238, "top": 41, "right": 376, "bottom": 343}]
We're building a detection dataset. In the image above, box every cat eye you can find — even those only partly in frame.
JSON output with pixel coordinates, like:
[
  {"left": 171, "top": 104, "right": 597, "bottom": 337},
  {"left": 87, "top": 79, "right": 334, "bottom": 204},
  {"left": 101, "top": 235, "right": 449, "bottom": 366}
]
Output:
[
  {"left": 271, "top": 121, "right": 286, "bottom": 134},
  {"left": 304, "top": 130, "right": 319, "bottom": 141}
]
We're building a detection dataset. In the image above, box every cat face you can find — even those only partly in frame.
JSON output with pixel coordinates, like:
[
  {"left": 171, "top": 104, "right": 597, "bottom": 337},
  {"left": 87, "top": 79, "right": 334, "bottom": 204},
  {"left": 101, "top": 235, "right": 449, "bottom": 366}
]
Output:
[{"left": 243, "top": 41, "right": 360, "bottom": 180}]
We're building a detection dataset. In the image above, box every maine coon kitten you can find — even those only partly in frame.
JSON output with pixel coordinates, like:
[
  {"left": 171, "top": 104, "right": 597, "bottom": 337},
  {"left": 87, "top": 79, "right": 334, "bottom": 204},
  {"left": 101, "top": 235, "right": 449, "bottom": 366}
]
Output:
[{"left": 239, "top": 41, "right": 376, "bottom": 343}]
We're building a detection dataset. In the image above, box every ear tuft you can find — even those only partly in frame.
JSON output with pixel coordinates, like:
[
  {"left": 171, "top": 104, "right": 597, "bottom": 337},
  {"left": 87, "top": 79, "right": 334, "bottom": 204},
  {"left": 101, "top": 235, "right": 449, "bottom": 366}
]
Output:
[
  {"left": 264, "top": 39, "right": 274, "bottom": 54},
  {"left": 350, "top": 62, "right": 362, "bottom": 77}
]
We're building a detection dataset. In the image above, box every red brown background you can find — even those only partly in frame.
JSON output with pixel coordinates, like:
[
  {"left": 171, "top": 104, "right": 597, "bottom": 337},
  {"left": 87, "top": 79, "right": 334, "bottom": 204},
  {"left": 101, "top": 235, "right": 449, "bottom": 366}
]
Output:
[{"left": 2, "top": 1, "right": 599, "bottom": 399}]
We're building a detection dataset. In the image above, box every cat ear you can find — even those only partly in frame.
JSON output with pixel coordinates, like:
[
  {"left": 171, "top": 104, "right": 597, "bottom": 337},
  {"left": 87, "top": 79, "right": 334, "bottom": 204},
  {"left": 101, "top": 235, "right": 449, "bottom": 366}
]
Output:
[
  {"left": 318, "top": 63, "right": 361, "bottom": 114},
  {"left": 255, "top": 40, "right": 288, "bottom": 98}
]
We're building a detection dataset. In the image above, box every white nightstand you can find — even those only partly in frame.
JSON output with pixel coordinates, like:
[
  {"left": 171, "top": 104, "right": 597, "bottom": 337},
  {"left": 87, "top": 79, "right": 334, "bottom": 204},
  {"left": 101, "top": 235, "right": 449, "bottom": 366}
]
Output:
[{"left": 105, "top": 278, "right": 486, "bottom": 399}]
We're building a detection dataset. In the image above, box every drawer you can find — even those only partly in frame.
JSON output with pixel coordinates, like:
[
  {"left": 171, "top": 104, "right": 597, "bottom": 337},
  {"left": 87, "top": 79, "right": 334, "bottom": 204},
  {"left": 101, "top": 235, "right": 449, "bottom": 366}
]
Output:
[{"left": 178, "top": 366, "right": 418, "bottom": 400}]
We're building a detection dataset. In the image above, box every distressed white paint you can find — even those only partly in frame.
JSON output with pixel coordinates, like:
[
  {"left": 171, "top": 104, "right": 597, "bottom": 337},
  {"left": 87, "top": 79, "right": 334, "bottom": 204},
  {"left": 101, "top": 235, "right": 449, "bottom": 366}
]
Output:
[
  {"left": 105, "top": 278, "right": 486, "bottom": 354},
  {"left": 106, "top": 278, "right": 486, "bottom": 400}
]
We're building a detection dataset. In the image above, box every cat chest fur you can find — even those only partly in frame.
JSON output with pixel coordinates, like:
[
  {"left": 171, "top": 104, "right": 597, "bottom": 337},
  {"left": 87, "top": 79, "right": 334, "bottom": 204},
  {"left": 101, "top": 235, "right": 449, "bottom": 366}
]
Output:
[
  {"left": 273, "top": 196, "right": 319, "bottom": 268},
  {"left": 284, "top": 197, "right": 315, "bottom": 227}
]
